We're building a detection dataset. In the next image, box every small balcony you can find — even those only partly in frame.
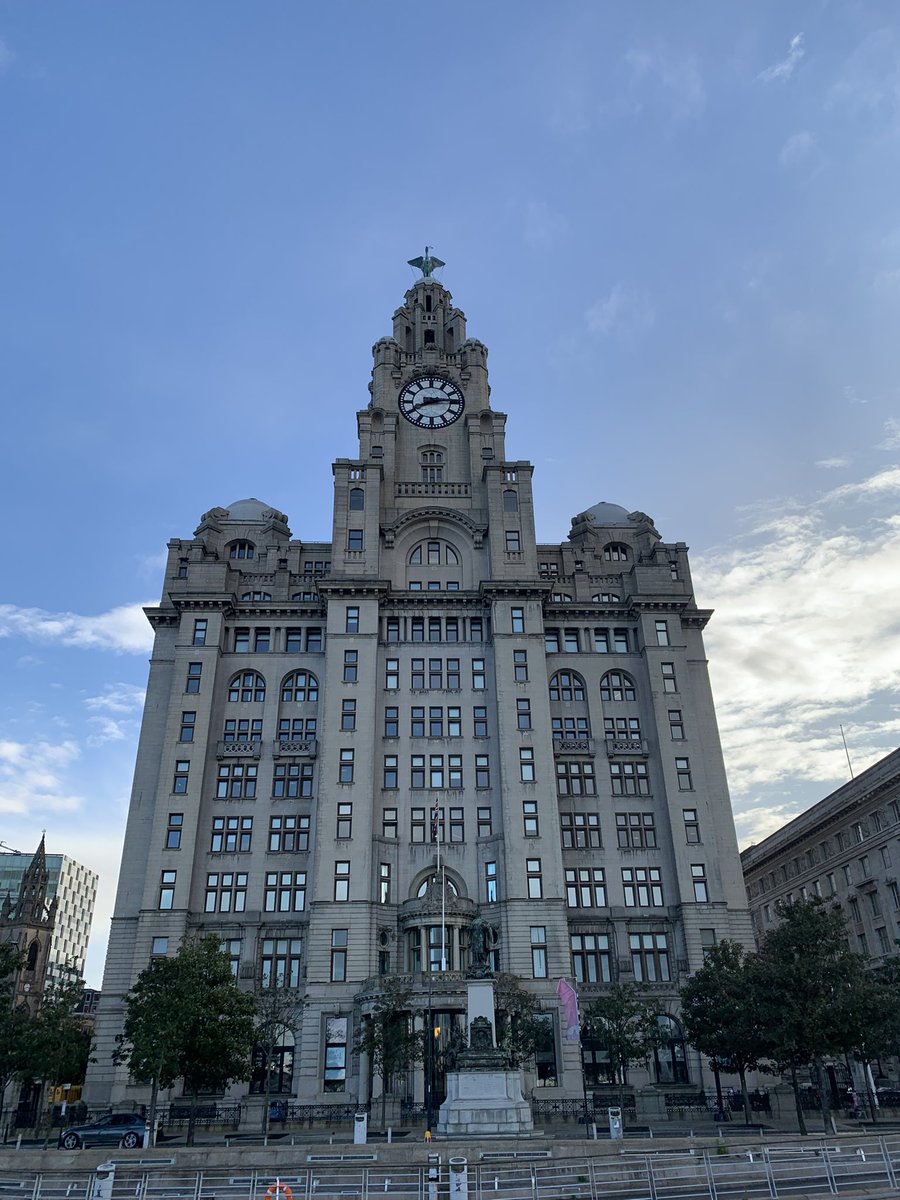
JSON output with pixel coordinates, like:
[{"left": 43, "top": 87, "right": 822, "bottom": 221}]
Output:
[
  {"left": 272, "top": 738, "right": 318, "bottom": 759},
  {"left": 216, "top": 740, "right": 261, "bottom": 760},
  {"left": 605, "top": 738, "right": 647, "bottom": 757},
  {"left": 553, "top": 737, "right": 595, "bottom": 757}
]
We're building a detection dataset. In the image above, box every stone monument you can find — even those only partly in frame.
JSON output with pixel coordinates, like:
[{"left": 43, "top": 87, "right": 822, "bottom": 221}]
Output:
[{"left": 436, "top": 918, "right": 534, "bottom": 1137}]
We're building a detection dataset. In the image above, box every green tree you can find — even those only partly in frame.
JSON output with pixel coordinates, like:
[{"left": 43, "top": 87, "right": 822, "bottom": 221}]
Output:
[
  {"left": 0, "top": 944, "right": 29, "bottom": 1132},
  {"left": 843, "top": 957, "right": 900, "bottom": 1120},
  {"left": 754, "top": 899, "right": 867, "bottom": 1135},
  {"left": 680, "top": 940, "right": 769, "bottom": 1124},
  {"left": 354, "top": 979, "right": 422, "bottom": 1128},
  {"left": 493, "top": 973, "right": 548, "bottom": 1069},
  {"left": 23, "top": 977, "right": 92, "bottom": 1143},
  {"left": 116, "top": 937, "right": 256, "bottom": 1146},
  {"left": 582, "top": 983, "right": 665, "bottom": 1120}
]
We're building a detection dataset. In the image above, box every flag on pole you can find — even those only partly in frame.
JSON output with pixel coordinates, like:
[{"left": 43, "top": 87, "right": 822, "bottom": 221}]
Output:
[
  {"left": 430, "top": 803, "right": 440, "bottom": 843},
  {"left": 557, "top": 977, "right": 581, "bottom": 1042}
]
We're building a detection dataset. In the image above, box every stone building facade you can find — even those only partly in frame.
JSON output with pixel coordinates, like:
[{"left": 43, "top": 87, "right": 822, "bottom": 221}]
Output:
[
  {"left": 0, "top": 837, "right": 57, "bottom": 1015},
  {"left": 0, "top": 848, "right": 97, "bottom": 984},
  {"left": 85, "top": 268, "right": 753, "bottom": 1113}
]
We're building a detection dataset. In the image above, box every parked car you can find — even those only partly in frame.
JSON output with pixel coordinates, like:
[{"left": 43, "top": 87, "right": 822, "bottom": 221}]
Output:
[{"left": 58, "top": 1112, "right": 146, "bottom": 1150}]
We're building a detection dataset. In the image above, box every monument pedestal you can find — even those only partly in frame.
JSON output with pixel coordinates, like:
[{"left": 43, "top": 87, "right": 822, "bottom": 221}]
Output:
[{"left": 436, "top": 1069, "right": 534, "bottom": 1137}]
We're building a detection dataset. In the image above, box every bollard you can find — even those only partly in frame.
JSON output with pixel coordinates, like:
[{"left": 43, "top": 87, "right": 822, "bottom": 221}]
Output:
[
  {"left": 92, "top": 1161, "right": 116, "bottom": 1200},
  {"left": 449, "top": 1157, "right": 468, "bottom": 1200},
  {"left": 608, "top": 1107, "right": 623, "bottom": 1141},
  {"left": 428, "top": 1153, "right": 440, "bottom": 1200},
  {"left": 353, "top": 1113, "right": 368, "bottom": 1145}
]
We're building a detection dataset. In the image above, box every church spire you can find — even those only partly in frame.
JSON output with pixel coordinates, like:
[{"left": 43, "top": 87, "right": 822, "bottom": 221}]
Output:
[{"left": 14, "top": 835, "right": 51, "bottom": 924}]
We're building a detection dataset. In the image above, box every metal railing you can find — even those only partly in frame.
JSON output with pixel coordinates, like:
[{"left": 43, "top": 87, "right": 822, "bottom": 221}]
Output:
[{"left": 13, "top": 1137, "right": 900, "bottom": 1200}]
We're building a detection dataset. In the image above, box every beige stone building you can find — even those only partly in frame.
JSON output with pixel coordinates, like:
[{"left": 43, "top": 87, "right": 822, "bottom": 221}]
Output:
[{"left": 85, "top": 266, "right": 753, "bottom": 1116}]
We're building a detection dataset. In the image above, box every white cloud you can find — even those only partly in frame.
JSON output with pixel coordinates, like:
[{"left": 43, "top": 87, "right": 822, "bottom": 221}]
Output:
[
  {"left": 829, "top": 29, "right": 900, "bottom": 116},
  {"left": 815, "top": 457, "right": 849, "bottom": 469},
  {"left": 83, "top": 683, "right": 147, "bottom": 747},
  {"left": 778, "top": 130, "right": 819, "bottom": 168},
  {"left": 0, "top": 601, "right": 154, "bottom": 654},
  {"left": 878, "top": 418, "right": 900, "bottom": 450},
  {"left": 585, "top": 285, "right": 655, "bottom": 340},
  {"left": 84, "top": 683, "right": 147, "bottom": 714},
  {"left": 0, "top": 739, "right": 84, "bottom": 815},
  {"left": 624, "top": 46, "right": 706, "bottom": 118},
  {"left": 696, "top": 466, "right": 900, "bottom": 839},
  {"left": 758, "top": 33, "right": 805, "bottom": 83}
]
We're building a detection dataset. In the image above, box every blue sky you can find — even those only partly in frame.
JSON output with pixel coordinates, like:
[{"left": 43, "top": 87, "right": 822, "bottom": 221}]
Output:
[{"left": 2, "top": 2, "right": 900, "bottom": 985}]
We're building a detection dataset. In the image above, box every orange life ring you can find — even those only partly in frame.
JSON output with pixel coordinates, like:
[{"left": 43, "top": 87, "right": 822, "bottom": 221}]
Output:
[{"left": 267, "top": 1184, "right": 292, "bottom": 1200}]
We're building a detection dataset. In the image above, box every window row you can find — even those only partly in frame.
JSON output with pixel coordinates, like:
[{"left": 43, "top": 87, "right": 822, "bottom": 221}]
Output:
[{"left": 383, "top": 616, "right": 485, "bottom": 641}]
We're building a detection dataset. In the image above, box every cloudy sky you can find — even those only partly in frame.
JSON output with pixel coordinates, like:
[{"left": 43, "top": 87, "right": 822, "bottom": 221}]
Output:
[{"left": 2, "top": 2, "right": 900, "bottom": 985}]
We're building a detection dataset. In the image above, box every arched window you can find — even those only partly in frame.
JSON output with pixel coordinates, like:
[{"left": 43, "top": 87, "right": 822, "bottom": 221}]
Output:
[
  {"left": 549, "top": 671, "right": 586, "bottom": 702},
  {"left": 349, "top": 488, "right": 365, "bottom": 511},
  {"left": 551, "top": 592, "right": 573, "bottom": 602},
  {"left": 654, "top": 1015, "right": 689, "bottom": 1084},
  {"left": 600, "top": 671, "right": 636, "bottom": 702},
  {"left": 228, "top": 671, "right": 266, "bottom": 703},
  {"left": 603, "top": 543, "right": 629, "bottom": 562},
  {"left": 228, "top": 541, "right": 255, "bottom": 560},
  {"left": 503, "top": 489, "right": 518, "bottom": 513},
  {"left": 27, "top": 940, "right": 39, "bottom": 971},
  {"left": 281, "top": 670, "right": 319, "bottom": 703},
  {"left": 291, "top": 590, "right": 317, "bottom": 602},
  {"left": 416, "top": 875, "right": 460, "bottom": 899},
  {"left": 242, "top": 591, "right": 272, "bottom": 601},
  {"left": 250, "top": 1026, "right": 295, "bottom": 1095},
  {"left": 409, "top": 539, "right": 459, "bottom": 566},
  {"left": 592, "top": 592, "right": 620, "bottom": 603}
]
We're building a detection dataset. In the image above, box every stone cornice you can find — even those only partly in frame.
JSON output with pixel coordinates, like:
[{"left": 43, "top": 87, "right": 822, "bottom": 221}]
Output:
[
  {"left": 316, "top": 579, "right": 392, "bottom": 599},
  {"left": 479, "top": 580, "right": 553, "bottom": 601}
]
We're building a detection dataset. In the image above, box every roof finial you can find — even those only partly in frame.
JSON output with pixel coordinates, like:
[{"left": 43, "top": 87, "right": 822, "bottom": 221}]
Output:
[{"left": 407, "top": 246, "right": 445, "bottom": 278}]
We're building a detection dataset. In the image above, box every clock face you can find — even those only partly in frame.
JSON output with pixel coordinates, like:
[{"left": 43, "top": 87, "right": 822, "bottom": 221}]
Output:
[{"left": 398, "top": 376, "right": 465, "bottom": 428}]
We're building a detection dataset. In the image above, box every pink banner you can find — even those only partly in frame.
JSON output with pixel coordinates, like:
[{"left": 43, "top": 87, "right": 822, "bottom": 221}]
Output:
[{"left": 556, "top": 977, "right": 581, "bottom": 1042}]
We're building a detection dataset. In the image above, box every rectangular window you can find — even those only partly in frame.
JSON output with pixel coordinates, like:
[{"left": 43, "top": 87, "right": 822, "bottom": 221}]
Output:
[
  {"left": 630, "top": 932, "right": 670, "bottom": 982},
  {"left": 668, "top": 710, "right": 684, "bottom": 740},
  {"left": 475, "top": 754, "right": 490, "bottom": 788},
  {"left": 179, "top": 711, "right": 195, "bottom": 742},
  {"left": 655, "top": 620, "right": 669, "bottom": 646},
  {"left": 338, "top": 749, "right": 354, "bottom": 783},
  {"left": 513, "top": 650, "right": 528, "bottom": 682},
  {"left": 234, "top": 628, "right": 251, "bottom": 653},
  {"left": 613, "top": 628, "right": 629, "bottom": 653},
  {"left": 505, "top": 531, "right": 521, "bottom": 552},
  {"left": 178, "top": 557, "right": 188, "bottom": 578},
  {"left": 336, "top": 802, "right": 352, "bottom": 839},
  {"left": 511, "top": 607, "right": 525, "bottom": 633},
  {"left": 385, "top": 617, "right": 400, "bottom": 642},
  {"left": 571, "top": 933, "right": 611, "bottom": 983},
  {"left": 604, "top": 716, "right": 641, "bottom": 742},
  {"left": 610, "top": 761, "right": 649, "bottom": 796},
  {"left": 448, "top": 755, "right": 463, "bottom": 789},
  {"left": 523, "top": 800, "right": 539, "bottom": 837},
  {"left": 334, "top": 861, "right": 350, "bottom": 901},
  {"left": 158, "top": 871, "right": 176, "bottom": 910},
  {"left": 306, "top": 627, "right": 323, "bottom": 652},
  {"left": 472, "top": 658, "right": 486, "bottom": 689},
  {"left": 890, "top": 881, "right": 900, "bottom": 909},
  {"left": 260, "top": 937, "right": 302, "bottom": 990},
  {"left": 254, "top": 627, "right": 270, "bottom": 653},
  {"left": 552, "top": 716, "right": 590, "bottom": 742},
  {"left": 477, "top": 806, "right": 493, "bottom": 837},
  {"left": 386, "top": 658, "right": 399, "bottom": 689},
  {"left": 661, "top": 662, "right": 677, "bottom": 692},
  {"left": 428, "top": 617, "right": 442, "bottom": 642},
  {"left": 173, "top": 760, "right": 190, "bottom": 794},
  {"left": 264, "top": 870, "right": 306, "bottom": 912},
  {"left": 544, "top": 629, "right": 560, "bottom": 654},
  {"left": 411, "top": 755, "right": 426, "bottom": 789},
  {"left": 683, "top": 809, "right": 700, "bottom": 843},
  {"left": 446, "top": 618, "right": 459, "bottom": 642},
  {"left": 343, "top": 650, "right": 358, "bottom": 682},
  {"left": 341, "top": 698, "right": 357, "bottom": 731},
  {"left": 285, "top": 627, "right": 302, "bottom": 652},
  {"left": 556, "top": 761, "right": 597, "bottom": 796},
  {"left": 272, "top": 763, "right": 314, "bottom": 798},
  {"left": 345, "top": 606, "right": 359, "bottom": 633},
  {"left": 384, "top": 706, "right": 399, "bottom": 738},
  {"left": 519, "top": 747, "right": 536, "bottom": 782},
  {"left": 383, "top": 754, "right": 398, "bottom": 789},
  {"left": 526, "top": 858, "right": 543, "bottom": 899},
  {"left": 165, "top": 813, "right": 183, "bottom": 850},
  {"left": 379, "top": 863, "right": 391, "bottom": 904},
  {"left": 622, "top": 866, "right": 664, "bottom": 907},
  {"left": 447, "top": 658, "right": 461, "bottom": 688},
  {"left": 428, "top": 706, "right": 443, "bottom": 737},
  {"left": 594, "top": 628, "right": 610, "bottom": 653},
  {"left": 485, "top": 861, "right": 498, "bottom": 903},
  {"left": 517, "top": 699, "right": 532, "bottom": 730},
  {"left": 691, "top": 864, "right": 709, "bottom": 902},
  {"left": 410, "top": 807, "right": 426, "bottom": 842},
  {"left": 470, "top": 618, "right": 484, "bottom": 642},
  {"left": 216, "top": 762, "right": 257, "bottom": 798},
  {"left": 210, "top": 815, "right": 253, "bottom": 852},
  {"left": 348, "top": 529, "right": 364, "bottom": 551},
  {"left": 330, "top": 933, "right": 348, "bottom": 983},
  {"left": 700, "top": 929, "right": 717, "bottom": 960},
  {"left": 382, "top": 808, "right": 398, "bottom": 839},
  {"left": 151, "top": 937, "right": 168, "bottom": 957},
  {"left": 616, "top": 812, "right": 657, "bottom": 849},
  {"left": 564, "top": 628, "right": 579, "bottom": 653},
  {"left": 531, "top": 927, "right": 548, "bottom": 979},
  {"left": 676, "top": 757, "right": 693, "bottom": 790},
  {"left": 473, "top": 706, "right": 488, "bottom": 737},
  {"left": 268, "top": 814, "right": 310, "bottom": 852},
  {"left": 185, "top": 662, "right": 202, "bottom": 693},
  {"left": 411, "top": 618, "right": 424, "bottom": 642},
  {"left": 560, "top": 812, "right": 602, "bottom": 848},
  {"left": 192, "top": 619, "right": 208, "bottom": 646},
  {"left": 430, "top": 755, "right": 445, "bottom": 788},
  {"left": 447, "top": 706, "right": 462, "bottom": 737},
  {"left": 565, "top": 867, "right": 606, "bottom": 908},
  {"left": 204, "top": 871, "right": 247, "bottom": 913},
  {"left": 429, "top": 658, "right": 443, "bottom": 688},
  {"left": 223, "top": 717, "right": 262, "bottom": 743}
]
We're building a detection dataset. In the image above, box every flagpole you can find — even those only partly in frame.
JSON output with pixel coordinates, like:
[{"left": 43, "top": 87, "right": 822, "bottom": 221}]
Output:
[{"left": 439, "top": 808, "right": 446, "bottom": 971}]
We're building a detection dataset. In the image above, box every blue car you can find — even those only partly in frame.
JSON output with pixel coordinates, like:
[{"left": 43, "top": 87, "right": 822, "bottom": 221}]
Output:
[{"left": 58, "top": 1113, "right": 146, "bottom": 1149}]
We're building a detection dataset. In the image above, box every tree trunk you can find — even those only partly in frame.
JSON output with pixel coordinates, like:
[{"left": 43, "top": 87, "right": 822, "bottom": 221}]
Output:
[
  {"left": 790, "top": 1066, "right": 807, "bottom": 1136},
  {"left": 863, "top": 1060, "right": 877, "bottom": 1122},
  {"left": 186, "top": 1092, "right": 197, "bottom": 1147},
  {"left": 147, "top": 1076, "right": 160, "bottom": 1148},
  {"left": 739, "top": 1068, "right": 752, "bottom": 1125},
  {"left": 262, "top": 1046, "right": 272, "bottom": 1138}
]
